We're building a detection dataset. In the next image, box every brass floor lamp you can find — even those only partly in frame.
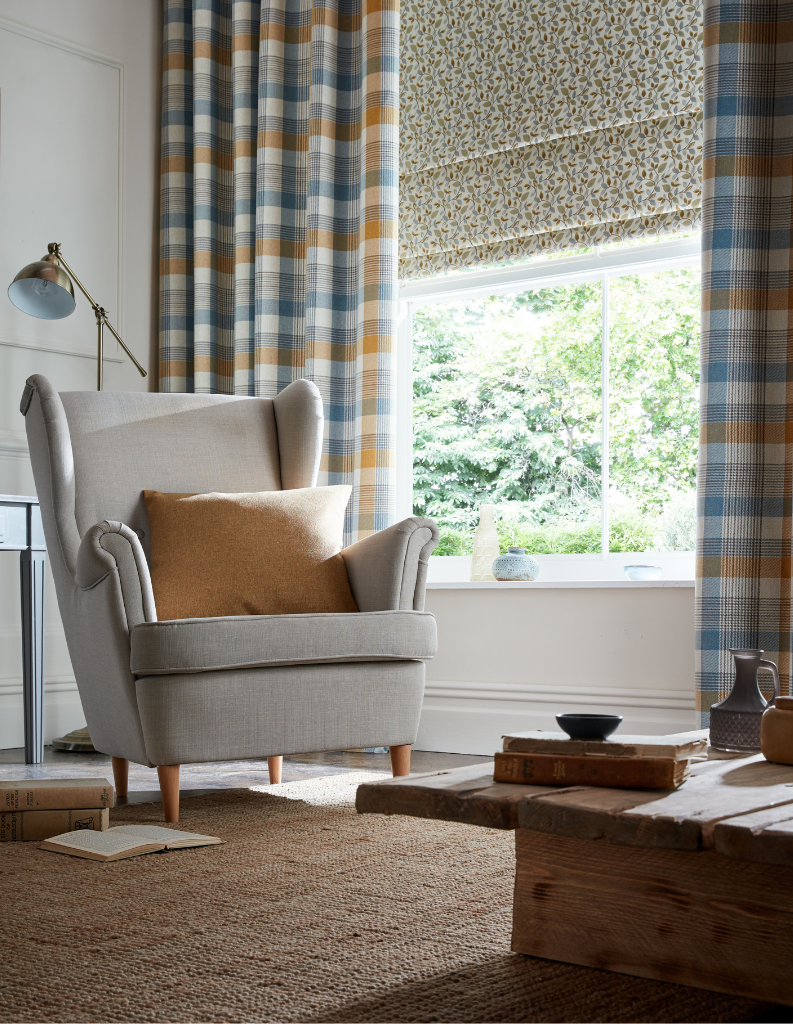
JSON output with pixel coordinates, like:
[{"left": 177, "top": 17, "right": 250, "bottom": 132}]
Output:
[
  {"left": 7, "top": 243, "right": 147, "bottom": 756},
  {"left": 7, "top": 242, "right": 147, "bottom": 390}
]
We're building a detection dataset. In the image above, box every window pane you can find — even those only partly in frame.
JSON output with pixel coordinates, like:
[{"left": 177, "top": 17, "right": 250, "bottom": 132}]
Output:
[
  {"left": 413, "top": 283, "right": 604, "bottom": 555},
  {"left": 608, "top": 267, "right": 700, "bottom": 554},
  {"left": 597, "top": 228, "right": 700, "bottom": 255}
]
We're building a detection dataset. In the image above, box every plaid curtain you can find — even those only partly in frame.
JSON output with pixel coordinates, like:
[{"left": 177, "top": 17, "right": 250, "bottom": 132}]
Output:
[
  {"left": 697, "top": 0, "right": 793, "bottom": 721},
  {"left": 159, "top": 0, "right": 399, "bottom": 542}
]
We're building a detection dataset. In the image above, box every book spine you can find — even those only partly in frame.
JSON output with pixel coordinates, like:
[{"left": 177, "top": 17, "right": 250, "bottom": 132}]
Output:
[
  {"left": 493, "top": 752, "right": 687, "bottom": 789},
  {"left": 0, "top": 807, "right": 110, "bottom": 841},
  {"left": 0, "top": 785, "right": 113, "bottom": 810}
]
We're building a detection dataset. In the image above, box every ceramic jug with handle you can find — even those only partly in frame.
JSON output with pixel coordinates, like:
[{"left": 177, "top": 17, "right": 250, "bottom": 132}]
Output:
[{"left": 709, "top": 648, "right": 781, "bottom": 752}]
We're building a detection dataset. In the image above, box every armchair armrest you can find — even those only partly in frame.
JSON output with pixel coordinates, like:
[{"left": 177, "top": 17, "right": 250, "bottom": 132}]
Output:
[
  {"left": 341, "top": 517, "right": 439, "bottom": 612},
  {"left": 76, "top": 521, "right": 157, "bottom": 628}
]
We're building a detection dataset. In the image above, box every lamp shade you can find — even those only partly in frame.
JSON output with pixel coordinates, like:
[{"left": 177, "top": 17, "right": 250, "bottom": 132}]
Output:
[{"left": 8, "top": 254, "right": 75, "bottom": 320}]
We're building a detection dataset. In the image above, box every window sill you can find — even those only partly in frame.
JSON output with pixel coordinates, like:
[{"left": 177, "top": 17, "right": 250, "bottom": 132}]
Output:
[
  {"left": 426, "top": 579, "right": 695, "bottom": 590},
  {"left": 426, "top": 552, "right": 695, "bottom": 585}
]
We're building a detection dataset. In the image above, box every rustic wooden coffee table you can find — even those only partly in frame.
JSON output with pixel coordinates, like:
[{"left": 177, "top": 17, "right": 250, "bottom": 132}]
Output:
[{"left": 357, "top": 755, "right": 793, "bottom": 1005}]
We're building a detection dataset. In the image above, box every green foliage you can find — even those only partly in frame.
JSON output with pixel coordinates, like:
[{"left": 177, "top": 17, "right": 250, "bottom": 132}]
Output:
[
  {"left": 435, "top": 507, "right": 658, "bottom": 558},
  {"left": 413, "top": 283, "right": 602, "bottom": 529},
  {"left": 608, "top": 272, "right": 700, "bottom": 513},
  {"left": 434, "top": 530, "right": 475, "bottom": 557},
  {"left": 413, "top": 267, "right": 700, "bottom": 553},
  {"left": 655, "top": 490, "right": 697, "bottom": 551}
]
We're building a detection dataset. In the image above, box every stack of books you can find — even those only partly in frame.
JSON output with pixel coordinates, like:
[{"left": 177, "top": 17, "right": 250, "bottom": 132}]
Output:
[
  {"left": 494, "top": 730, "right": 709, "bottom": 789},
  {"left": 0, "top": 778, "right": 113, "bottom": 840}
]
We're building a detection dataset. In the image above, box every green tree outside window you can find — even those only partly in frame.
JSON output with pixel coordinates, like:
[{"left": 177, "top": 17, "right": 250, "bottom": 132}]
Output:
[{"left": 412, "top": 268, "right": 700, "bottom": 555}]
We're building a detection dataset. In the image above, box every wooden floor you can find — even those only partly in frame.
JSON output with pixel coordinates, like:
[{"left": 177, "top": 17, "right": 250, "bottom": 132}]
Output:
[{"left": 0, "top": 746, "right": 491, "bottom": 807}]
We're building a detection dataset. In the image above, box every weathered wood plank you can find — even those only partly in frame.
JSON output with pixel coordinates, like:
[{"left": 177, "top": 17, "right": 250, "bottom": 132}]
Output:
[
  {"left": 357, "top": 755, "right": 793, "bottom": 856},
  {"left": 517, "top": 786, "right": 679, "bottom": 842},
  {"left": 355, "top": 763, "right": 550, "bottom": 830},
  {"left": 714, "top": 805, "right": 793, "bottom": 866},
  {"left": 518, "top": 754, "right": 793, "bottom": 850},
  {"left": 512, "top": 829, "right": 793, "bottom": 1006}
]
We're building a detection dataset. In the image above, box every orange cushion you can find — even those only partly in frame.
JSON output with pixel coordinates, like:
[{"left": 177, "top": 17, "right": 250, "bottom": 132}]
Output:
[{"left": 143, "top": 487, "right": 358, "bottom": 620}]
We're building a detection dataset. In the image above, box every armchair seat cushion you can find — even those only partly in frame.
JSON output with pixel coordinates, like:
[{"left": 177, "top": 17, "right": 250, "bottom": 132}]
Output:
[{"left": 130, "top": 610, "right": 437, "bottom": 676}]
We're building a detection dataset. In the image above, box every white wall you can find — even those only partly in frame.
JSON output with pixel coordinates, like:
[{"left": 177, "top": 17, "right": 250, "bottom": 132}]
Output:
[
  {"left": 419, "top": 582, "right": 697, "bottom": 755},
  {"left": 0, "top": 0, "right": 161, "bottom": 747}
]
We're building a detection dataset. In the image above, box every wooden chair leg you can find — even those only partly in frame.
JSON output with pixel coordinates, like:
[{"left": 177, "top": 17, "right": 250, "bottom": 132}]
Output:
[
  {"left": 268, "top": 755, "right": 283, "bottom": 784},
  {"left": 157, "top": 764, "right": 180, "bottom": 823},
  {"left": 111, "top": 756, "right": 129, "bottom": 799},
  {"left": 389, "top": 744, "right": 411, "bottom": 777}
]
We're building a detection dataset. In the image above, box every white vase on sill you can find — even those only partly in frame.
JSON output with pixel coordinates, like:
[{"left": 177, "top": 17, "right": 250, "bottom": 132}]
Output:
[{"left": 470, "top": 504, "right": 500, "bottom": 582}]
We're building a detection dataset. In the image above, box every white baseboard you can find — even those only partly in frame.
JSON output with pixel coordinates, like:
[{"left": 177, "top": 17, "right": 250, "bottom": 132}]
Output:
[
  {"left": 0, "top": 680, "right": 84, "bottom": 749},
  {"left": 416, "top": 680, "right": 698, "bottom": 755}
]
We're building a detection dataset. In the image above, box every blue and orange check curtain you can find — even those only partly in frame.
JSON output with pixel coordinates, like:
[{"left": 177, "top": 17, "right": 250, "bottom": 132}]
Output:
[
  {"left": 159, "top": 0, "right": 398, "bottom": 542},
  {"left": 697, "top": 0, "right": 793, "bottom": 720}
]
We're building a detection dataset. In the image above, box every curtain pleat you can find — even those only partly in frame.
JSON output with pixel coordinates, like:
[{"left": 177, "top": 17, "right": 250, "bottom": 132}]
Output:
[
  {"left": 255, "top": 0, "right": 311, "bottom": 391},
  {"left": 399, "top": 0, "right": 703, "bottom": 280},
  {"left": 697, "top": 0, "right": 793, "bottom": 720},
  {"left": 159, "top": 0, "right": 398, "bottom": 542}
]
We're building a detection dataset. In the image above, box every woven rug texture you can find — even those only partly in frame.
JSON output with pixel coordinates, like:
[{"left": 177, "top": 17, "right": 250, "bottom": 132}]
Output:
[{"left": 0, "top": 774, "right": 778, "bottom": 1023}]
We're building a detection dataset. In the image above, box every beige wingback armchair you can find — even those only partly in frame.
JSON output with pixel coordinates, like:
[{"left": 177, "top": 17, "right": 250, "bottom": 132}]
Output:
[{"left": 21, "top": 374, "right": 438, "bottom": 821}]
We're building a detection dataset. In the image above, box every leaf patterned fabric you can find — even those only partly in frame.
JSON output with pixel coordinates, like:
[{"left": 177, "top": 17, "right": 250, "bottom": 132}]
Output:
[
  {"left": 399, "top": 0, "right": 703, "bottom": 279},
  {"left": 159, "top": 0, "right": 398, "bottom": 542}
]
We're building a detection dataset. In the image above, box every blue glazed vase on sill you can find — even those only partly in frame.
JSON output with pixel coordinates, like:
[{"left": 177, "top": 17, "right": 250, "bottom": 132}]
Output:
[{"left": 492, "top": 547, "right": 539, "bottom": 581}]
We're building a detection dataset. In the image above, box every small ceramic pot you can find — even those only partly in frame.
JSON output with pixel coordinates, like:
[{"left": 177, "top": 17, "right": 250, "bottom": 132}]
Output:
[
  {"left": 761, "top": 695, "right": 793, "bottom": 765},
  {"left": 492, "top": 547, "right": 539, "bottom": 581}
]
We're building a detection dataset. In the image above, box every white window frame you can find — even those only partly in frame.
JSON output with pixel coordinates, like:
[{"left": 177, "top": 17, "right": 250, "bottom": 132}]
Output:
[{"left": 396, "top": 235, "right": 701, "bottom": 555}]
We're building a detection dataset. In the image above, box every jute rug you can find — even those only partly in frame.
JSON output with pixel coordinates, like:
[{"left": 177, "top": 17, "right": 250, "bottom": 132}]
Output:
[{"left": 0, "top": 773, "right": 781, "bottom": 1024}]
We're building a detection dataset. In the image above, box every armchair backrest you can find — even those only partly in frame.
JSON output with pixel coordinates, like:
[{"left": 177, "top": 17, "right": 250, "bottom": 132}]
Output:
[
  {"left": 62, "top": 391, "right": 282, "bottom": 539},
  {"left": 19, "top": 373, "right": 325, "bottom": 766},
  {"left": 21, "top": 374, "right": 324, "bottom": 576}
]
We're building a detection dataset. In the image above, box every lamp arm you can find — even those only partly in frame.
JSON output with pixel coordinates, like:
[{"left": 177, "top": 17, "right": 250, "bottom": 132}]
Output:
[
  {"left": 51, "top": 248, "right": 100, "bottom": 310},
  {"left": 49, "top": 244, "right": 147, "bottom": 379},
  {"left": 102, "top": 317, "right": 148, "bottom": 377}
]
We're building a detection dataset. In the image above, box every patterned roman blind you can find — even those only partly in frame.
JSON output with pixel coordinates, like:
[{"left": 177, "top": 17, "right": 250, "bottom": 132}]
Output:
[{"left": 399, "top": 0, "right": 703, "bottom": 280}]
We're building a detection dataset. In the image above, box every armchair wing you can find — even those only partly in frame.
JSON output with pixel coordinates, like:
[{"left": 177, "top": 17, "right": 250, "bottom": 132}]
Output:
[
  {"left": 341, "top": 517, "right": 439, "bottom": 612},
  {"left": 76, "top": 520, "right": 157, "bottom": 629}
]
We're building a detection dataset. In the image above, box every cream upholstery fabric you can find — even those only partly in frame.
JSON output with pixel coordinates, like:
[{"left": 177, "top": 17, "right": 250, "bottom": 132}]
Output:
[
  {"left": 131, "top": 610, "right": 437, "bottom": 675},
  {"left": 20, "top": 374, "right": 438, "bottom": 768},
  {"left": 60, "top": 390, "right": 282, "bottom": 546},
  {"left": 272, "top": 379, "right": 323, "bottom": 490},
  {"left": 341, "top": 518, "right": 439, "bottom": 612},
  {"left": 22, "top": 379, "right": 150, "bottom": 765},
  {"left": 76, "top": 521, "right": 157, "bottom": 628},
  {"left": 135, "top": 661, "right": 426, "bottom": 766}
]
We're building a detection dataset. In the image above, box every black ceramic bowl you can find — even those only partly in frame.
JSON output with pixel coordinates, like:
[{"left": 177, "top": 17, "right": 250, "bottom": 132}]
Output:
[{"left": 556, "top": 713, "right": 623, "bottom": 741}]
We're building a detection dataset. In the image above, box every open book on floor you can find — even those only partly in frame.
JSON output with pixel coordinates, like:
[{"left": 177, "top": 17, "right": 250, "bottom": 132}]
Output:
[{"left": 40, "top": 825, "right": 223, "bottom": 862}]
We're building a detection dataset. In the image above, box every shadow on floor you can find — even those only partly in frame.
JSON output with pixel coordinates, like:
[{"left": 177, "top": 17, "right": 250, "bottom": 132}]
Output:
[{"left": 307, "top": 953, "right": 793, "bottom": 1024}]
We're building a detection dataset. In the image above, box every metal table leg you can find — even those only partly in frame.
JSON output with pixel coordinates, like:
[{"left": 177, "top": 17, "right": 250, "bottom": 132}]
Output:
[{"left": 20, "top": 548, "right": 45, "bottom": 764}]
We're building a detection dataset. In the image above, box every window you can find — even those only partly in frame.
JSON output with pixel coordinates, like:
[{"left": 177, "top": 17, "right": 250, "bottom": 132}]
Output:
[{"left": 396, "top": 235, "right": 701, "bottom": 579}]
